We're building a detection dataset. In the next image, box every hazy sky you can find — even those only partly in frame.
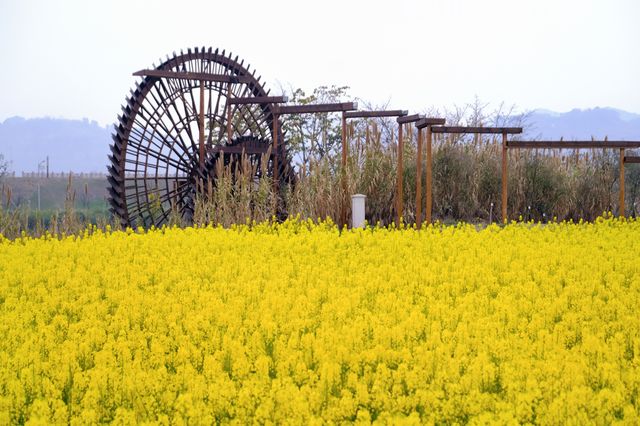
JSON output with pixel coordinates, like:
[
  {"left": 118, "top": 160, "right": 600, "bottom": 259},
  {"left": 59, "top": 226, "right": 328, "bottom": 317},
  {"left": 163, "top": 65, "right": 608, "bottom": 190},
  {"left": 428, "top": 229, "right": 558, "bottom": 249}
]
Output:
[{"left": 1, "top": 0, "right": 638, "bottom": 126}]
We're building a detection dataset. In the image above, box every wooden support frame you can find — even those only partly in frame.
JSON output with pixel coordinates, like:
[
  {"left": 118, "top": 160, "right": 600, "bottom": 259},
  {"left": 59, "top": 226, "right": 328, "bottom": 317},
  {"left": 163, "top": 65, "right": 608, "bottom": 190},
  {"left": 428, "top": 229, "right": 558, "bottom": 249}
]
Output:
[
  {"left": 228, "top": 95, "right": 289, "bottom": 105},
  {"left": 344, "top": 110, "right": 408, "bottom": 119},
  {"left": 343, "top": 109, "right": 409, "bottom": 227},
  {"left": 395, "top": 114, "right": 424, "bottom": 225},
  {"left": 274, "top": 102, "right": 357, "bottom": 115},
  {"left": 431, "top": 126, "right": 523, "bottom": 135},
  {"left": 623, "top": 155, "right": 640, "bottom": 217},
  {"left": 274, "top": 101, "right": 358, "bottom": 227},
  {"left": 508, "top": 141, "right": 640, "bottom": 149},
  {"left": 210, "top": 145, "right": 269, "bottom": 154},
  {"left": 428, "top": 126, "right": 523, "bottom": 224},
  {"left": 133, "top": 69, "right": 253, "bottom": 84},
  {"left": 415, "top": 118, "right": 446, "bottom": 227},
  {"left": 508, "top": 140, "right": 640, "bottom": 218},
  {"left": 218, "top": 95, "right": 289, "bottom": 188}
]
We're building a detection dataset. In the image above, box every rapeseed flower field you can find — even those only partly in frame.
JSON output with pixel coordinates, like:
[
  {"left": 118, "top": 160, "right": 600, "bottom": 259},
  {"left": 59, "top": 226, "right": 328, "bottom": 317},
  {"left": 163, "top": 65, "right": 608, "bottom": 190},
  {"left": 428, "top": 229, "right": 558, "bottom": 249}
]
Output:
[{"left": 0, "top": 216, "right": 639, "bottom": 424}]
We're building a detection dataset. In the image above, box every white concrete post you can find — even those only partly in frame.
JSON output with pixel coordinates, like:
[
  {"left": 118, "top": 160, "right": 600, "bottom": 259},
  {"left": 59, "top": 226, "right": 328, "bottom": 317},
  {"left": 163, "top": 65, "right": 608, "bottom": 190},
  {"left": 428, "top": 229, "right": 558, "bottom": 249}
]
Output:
[{"left": 351, "top": 194, "right": 366, "bottom": 229}]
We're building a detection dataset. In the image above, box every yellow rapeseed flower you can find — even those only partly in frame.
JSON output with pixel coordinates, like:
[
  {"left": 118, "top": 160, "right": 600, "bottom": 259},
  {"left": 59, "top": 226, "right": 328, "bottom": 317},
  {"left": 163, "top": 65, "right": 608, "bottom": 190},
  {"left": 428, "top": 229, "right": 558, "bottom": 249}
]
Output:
[{"left": 0, "top": 217, "right": 638, "bottom": 423}]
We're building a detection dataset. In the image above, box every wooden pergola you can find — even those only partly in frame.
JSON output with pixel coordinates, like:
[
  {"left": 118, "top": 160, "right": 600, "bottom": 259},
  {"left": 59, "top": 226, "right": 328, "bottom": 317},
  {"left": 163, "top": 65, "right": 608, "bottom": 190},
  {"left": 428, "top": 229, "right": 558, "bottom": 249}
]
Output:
[
  {"left": 395, "top": 114, "right": 425, "bottom": 225},
  {"left": 427, "top": 126, "right": 523, "bottom": 223},
  {"left": 415, "top": 118, "right": 446, "bottom": 227},
  {"left": 344, "top": 110, "right": 408, "bottom": 226},
  {"left": 507, "top": 140, "right": 640, "bottom": 218}
]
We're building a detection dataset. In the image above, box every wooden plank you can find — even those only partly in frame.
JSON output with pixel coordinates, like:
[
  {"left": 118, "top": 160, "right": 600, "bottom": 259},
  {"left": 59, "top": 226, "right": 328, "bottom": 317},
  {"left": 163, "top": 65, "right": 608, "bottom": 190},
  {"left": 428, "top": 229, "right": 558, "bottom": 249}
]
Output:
[
  {"left": 508, "top": 141, "right": 640, "bottom": 149},
  {"left": 210, "top": 145, "right": 269, "bottom": 154},
  {"left": 275, "top": 102, "right": 357, "bottom": 115},
  {"left": 432, "top": 126, "right": 523, "bottom": 134},
  {"left": 624, "top": 156, "right": 640, "bottom": 163},
  {"left": 228, "top": 95, "right": 288, "bottom": 105},
  {"left": 133, "top": 69, "right": 253, "bottom": 84},
  {"left": 416, "top": 117, "right": 446, "bottom": 128},
  {"left": 397, "top": 113, "right": 423, "bottom": 124},
  {"left": 344, "top": 110, "right": 407, "bottom": 118}
]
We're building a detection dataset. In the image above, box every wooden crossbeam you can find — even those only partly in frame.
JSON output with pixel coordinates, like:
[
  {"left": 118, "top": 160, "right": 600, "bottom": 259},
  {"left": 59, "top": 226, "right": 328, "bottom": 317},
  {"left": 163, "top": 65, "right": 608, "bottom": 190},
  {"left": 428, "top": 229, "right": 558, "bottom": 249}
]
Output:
[
  {"left": 397, "top": 113, "right": 424, "bottom": 124},
  {"left": 228, "top": 96, "right": 288, "bottom": 105},
  {"left": 344, "top": 110, "right": 407, "bottom": 119},
  {"left": 624, "top": 156, "right": 640, "bottom": 163},
  {"left": 133, "top": 69, "right": 253, "bottom": 84},
  {"left": 416, "top": 117, "right": 446, "bottom": 128},
  {"left": 274, "top": 102, "right": 357, "bottom": 115},
  {"left": 432, "top": 126, "right": 523, "bottom": 134},
  {"left": 210, "top": 145, "right": 269, "bottom": 154},
  {"left": 508, "top": 141, "right": 640, "bottom": 149}
]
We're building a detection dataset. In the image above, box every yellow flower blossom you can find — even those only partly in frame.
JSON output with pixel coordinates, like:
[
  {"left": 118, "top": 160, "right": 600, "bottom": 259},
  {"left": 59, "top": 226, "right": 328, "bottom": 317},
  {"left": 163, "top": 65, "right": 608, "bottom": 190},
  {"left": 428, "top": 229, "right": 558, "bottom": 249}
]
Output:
[{"left": 0, "top": 216, "right": 638, "bottom": 423}]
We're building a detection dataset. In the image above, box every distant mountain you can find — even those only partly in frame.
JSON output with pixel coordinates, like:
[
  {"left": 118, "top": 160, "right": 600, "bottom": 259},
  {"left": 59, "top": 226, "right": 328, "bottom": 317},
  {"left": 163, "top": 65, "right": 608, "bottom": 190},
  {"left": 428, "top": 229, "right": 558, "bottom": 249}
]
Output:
[
  {"left": 0, "top": 117, "right": 112, "bottom": 174},
  {"left": 526, "top": 107, "right": 640, "bottom": 140}
]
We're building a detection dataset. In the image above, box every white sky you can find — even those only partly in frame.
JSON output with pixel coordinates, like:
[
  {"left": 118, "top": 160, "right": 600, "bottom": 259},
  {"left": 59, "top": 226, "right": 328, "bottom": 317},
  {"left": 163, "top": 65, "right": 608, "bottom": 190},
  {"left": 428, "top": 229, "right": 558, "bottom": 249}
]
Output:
[{"left": 0, "top": 0, "right": 638, "bottom": 126}]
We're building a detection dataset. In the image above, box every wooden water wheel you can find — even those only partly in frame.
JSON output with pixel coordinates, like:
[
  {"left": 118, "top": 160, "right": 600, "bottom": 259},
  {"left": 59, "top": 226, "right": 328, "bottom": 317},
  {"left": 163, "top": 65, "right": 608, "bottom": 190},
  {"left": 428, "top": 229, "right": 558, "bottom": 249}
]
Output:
[{"left": 108, "top": 47, "right": 294, "bottom": 227}]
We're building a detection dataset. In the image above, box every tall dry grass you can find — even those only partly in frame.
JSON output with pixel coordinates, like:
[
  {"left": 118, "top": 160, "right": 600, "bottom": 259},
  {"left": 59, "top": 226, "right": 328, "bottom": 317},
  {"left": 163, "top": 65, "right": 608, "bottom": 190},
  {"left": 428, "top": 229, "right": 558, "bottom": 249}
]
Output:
[{"left": 2, "top": 96, "right": 639, "bottom": 238}]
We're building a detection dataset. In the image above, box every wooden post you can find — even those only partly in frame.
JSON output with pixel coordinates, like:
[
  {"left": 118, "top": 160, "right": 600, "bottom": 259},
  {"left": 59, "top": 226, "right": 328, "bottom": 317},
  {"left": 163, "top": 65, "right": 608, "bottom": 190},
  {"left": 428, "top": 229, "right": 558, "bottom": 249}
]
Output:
[
  {"left": 426, "top": 126, "right": 433, "bottom": 225},
  {"left": 226, "top": 84, "right": 233, "bottom": 143},
  {"left": 198, "top": 80, "right": 205, "bottom": 171},
  {"left": 272, "top": 114, "right": 279, "bottom": 186},
  {"left": 341, "top": 111, "right": 348, "bottom": 228},
  {"left": 620, "top": 148, "right": 625, "bottom": 217},
  {"left": 501, "top": 131, "right": 508, "bottom": 223},
  {"left": 415, "top": 127, "right": 423, "bottom": 228},
  {"left": 396, "top": 123, "right": 404, "bottom": 226}
]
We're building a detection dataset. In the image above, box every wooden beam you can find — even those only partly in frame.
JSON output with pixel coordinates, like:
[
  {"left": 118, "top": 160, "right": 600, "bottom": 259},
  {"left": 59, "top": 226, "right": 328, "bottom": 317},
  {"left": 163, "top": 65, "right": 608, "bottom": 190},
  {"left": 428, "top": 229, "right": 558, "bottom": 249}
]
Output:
[
  {"left": 432, "top": 126, "right": 523, "bottom": 134},
  {"left": 228, "top": 95, "right": 288, "bottom": 105},
  {"left": 624, "top": 156, "right": 640, "bottom": 164},
  {"left": 274, "top": 102, "right": 357, "bottom": 115},
  {"left": 344, "top": 110, "right": 407, "bottom": 118},
  {"left": 210, "top": 145, "right": 270, "bottom": 154},
  {"left": 508, "top": 141, "right": 640, "bottom": 149},
  {"left": 416, "top": 117, "right": 446, "bottom": 129},
  {"left": 133, "top": 69, "right": 253, "bottom": 84},
  {"left": 397, "top": 113, "right": 424, "bottom": 124}
]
